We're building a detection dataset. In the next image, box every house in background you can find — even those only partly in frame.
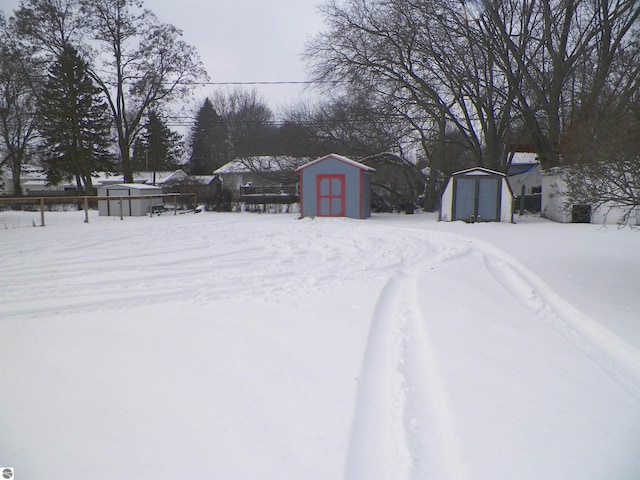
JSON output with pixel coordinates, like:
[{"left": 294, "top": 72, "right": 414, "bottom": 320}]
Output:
[
  {"left": 162, "top": 174, "right": 224, "bottom": 210},
  {"left": 507, "top": 152, "right": 542, "bottom": 212},
  {"left": 440, "top": 167, "right": 514, "bottom": 223},
  {"left": 1, "top": 165, "right": 68, "bottom": 196},
  {"left": 214, "top": 157, "right": 309, "bottom": 192},
  {"left": 296, "top": 154, "right": 376, "bottom": 219},
  {"left": 214, "top": 156, "right": 309, "bottom": 210}
]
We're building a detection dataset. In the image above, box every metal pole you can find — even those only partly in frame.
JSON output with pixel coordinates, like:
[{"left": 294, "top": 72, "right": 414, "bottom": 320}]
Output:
[
  {"left": 84, "top": 196, "right": 89, "bottom": 223},
  {"left": 40, "top": 198, "right": 45, "bottom": 226}
]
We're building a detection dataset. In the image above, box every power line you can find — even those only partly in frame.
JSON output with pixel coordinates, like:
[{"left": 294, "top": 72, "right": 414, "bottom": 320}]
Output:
[{"left": 197, "top": 81, "right": 318, "bottom": 86}]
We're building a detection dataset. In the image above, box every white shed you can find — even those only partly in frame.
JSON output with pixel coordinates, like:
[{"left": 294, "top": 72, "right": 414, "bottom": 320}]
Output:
[
  {"left": 98, "top": 183, "right": 163, "bottom": 217},
  {"left": 440, "top": 167, "right": 514, "bottom": 223},
  {"left": 541, "top": 169, "right": 637, "bottom": 225}
]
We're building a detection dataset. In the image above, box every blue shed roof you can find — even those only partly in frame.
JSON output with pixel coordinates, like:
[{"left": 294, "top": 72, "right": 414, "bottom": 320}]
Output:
[{"left": 295, "top": 154, "right": 376, "bottom": 173}]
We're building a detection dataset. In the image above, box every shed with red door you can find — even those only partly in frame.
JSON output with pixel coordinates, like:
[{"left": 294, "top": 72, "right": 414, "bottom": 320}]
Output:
[{"left": 296, "top": 154, "right": 376, "bottom": 219}]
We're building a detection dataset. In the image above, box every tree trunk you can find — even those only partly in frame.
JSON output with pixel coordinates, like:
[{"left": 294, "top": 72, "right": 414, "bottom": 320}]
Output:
[{"left": 10, "top": 157, "right": 22, "bottom": 196}]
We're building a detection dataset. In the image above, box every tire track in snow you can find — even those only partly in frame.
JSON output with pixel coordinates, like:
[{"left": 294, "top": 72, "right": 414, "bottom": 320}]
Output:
[
  {"left": 344, "top": 272, "right": 410, "bottom": 480},
  {"left": 479, "top": 243, "right": 640, "bottom": 401},
  {"left": 401, "top": 268, "right": 468, "bottom": 480},
  {"left": 345, "top": 258, "right": 468, "bottom": 480}
]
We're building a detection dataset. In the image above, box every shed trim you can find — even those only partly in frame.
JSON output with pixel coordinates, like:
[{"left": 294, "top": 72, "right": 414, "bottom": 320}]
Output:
[
  {"left": 295, "top": 154, "right": 376, "bottom": 173},
  {"left": 452, "top": 167, "right": 505, "bottom": 177}
]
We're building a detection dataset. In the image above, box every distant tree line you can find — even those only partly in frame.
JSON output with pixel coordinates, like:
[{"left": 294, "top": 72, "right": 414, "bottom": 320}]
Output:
[{"left": 186, "top": 88, "right": 405, "bottom": 175}]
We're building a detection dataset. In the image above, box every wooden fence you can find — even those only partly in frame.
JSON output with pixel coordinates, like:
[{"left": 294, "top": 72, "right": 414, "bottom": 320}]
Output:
[{"left": 0, "top": 193, "right": 197, "bottom": 226}]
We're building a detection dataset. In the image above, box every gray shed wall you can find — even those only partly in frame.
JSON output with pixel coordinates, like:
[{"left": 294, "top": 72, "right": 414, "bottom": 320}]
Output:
[{"left": 97, "top": 184, "right": 163, "bottom": 217}]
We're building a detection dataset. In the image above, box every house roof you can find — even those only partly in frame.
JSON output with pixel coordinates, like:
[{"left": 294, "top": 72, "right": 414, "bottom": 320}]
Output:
[
  {"left": 295, "top": 154, "right": 376, "bottom": 172},
  {"left": 509, "top": 152, "right": 538, "bottom": 164},
  {"left": 133, "top": 170, "right": 188, "bottom": 184},
  {"left": 508, "top": 163, "right": 540, "bottom": 176},
  {"left": 215, "top": 156, "right": 310, "bottom": 174},
  {"left": 188, "top": 175, "right": 219, "bottom": 185}
]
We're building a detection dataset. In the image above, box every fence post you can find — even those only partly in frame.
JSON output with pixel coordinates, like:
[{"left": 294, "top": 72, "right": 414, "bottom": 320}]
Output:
[
  {"left": 519, "top": 185, "right": 525, "bottom": 216},
  {"left": 119, "top": 197, "right": 124, "bottom": 220},
  {"left": 174, "top": 194, "right": 177, "bottom": 215},
  {"left": 40, "top": 198, "right": 45, "bottom": 226},
  {"left": 84, "top": 196, "right": 89, "bottom": 223}
]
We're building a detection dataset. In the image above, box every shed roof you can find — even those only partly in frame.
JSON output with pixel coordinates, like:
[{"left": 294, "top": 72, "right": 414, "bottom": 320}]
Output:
[
  {"left": 295, "top": 154, "right": 376, "bottom": 173},
  {"left": 452, "top": 167, "right": 506, "bottom": 177}
]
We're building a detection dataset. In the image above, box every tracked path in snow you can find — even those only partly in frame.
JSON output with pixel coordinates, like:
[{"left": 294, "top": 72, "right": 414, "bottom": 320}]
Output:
[
  {"left": 478, "top": 243, "right": 640, "bottom": 401},
  {"left": 344, "top": 235, "right": 471, "bottom": 480},
  {"left": 344, "top": 227, "right": 640, "bottom": 480}
]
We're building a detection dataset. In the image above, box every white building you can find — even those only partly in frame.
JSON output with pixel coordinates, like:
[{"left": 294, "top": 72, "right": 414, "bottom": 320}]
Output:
[{"left": 541, "top": 169, "right": 638, "bottom": 225}]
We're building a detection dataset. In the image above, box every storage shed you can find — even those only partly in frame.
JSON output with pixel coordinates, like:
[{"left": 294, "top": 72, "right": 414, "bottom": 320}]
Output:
[
  {"left": 98, "top": 183, "right": 163, "bottom": 217},
  {"left": 295, "top": 154, "right": 376, "bottom": 219},
  {"left": 440, "top": 167, "right": 514, "bottom": 223}
]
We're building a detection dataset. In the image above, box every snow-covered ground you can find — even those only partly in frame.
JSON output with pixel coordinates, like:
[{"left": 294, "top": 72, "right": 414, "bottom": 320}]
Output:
[{"left": 1, "top": 209, "right": 639, "bottom": 480}]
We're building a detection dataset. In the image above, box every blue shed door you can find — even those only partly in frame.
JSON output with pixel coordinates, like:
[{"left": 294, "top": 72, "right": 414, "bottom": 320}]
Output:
[
  {"left": 317, "top": 174, "right": 345, "bottom": 216},
  {"left": 476, "top": 178, "right": 499, "bottom": 221},
  {"left": 453, "top": 178, "right": 476, "bottom": 220},
  {"left": 453, "top": 177, "right": 500, "bottom": 222}
]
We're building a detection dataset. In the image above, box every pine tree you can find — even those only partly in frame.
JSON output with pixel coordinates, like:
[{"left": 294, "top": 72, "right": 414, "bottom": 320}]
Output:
[
  {"left": 132, "top": 110, "right": 184, "bottom": 172},
  {"left": 188, "top": 98, "right": 228, "bottom": 174},
  {"left": 38, "top": 44, "right": 113, "bottom": 194}
]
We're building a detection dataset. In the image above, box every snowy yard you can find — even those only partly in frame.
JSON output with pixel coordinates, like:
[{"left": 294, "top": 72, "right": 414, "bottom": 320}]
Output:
[{"left": 1, "top": 210, "right": 639, "bottom": 479}]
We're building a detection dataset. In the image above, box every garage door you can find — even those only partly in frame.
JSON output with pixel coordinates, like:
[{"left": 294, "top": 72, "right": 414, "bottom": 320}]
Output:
[{"left": 317, "top": 174, "right": 345, "bottom": 217}]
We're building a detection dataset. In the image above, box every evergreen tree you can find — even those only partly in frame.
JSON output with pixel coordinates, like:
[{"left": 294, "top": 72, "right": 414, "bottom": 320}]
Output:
[
  {"left": 132, "top": 110, "right": 184, "bottom": 172},
  {"left": 38, "top": 44, "right": 113, "bottom": 194},
  {"left": 188, "top": 97, "right": 228, "bottom": 174}
]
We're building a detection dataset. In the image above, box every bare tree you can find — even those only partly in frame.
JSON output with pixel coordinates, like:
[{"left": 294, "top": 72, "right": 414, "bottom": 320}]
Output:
[
  {"left": 283, "top": 92, "right": 407, "bottom": 157},
  {"left": 210, "top": 88, "right": 274, "bottom": 157},
  {"left": 13, "top": 0, "right": 207, "bottom": 183},
  {"left": 13, "top": 0, "right": 84, "bottom": 59},
  {"left": 0, "top": 13, "right": 41, "bottom": 195},
  {"left": 477, "top": 0, "right": 640, "bottom": 168},
  {"left": 79, "top": 0, "right": 208, "bottom": 182},
  {"left": 558, "top": 97, "right": 640, "bottom": 222}
]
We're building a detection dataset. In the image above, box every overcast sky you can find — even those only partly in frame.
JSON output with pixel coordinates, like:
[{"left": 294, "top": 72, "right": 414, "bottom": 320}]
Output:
[{"left": 1, "top": 0, "right": 326, "bottom": 113}]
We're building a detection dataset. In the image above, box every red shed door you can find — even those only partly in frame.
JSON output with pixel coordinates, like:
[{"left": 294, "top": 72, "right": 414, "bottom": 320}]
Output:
[{"left": 317, "top": 174, "right": 345, "bottom": 216}]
